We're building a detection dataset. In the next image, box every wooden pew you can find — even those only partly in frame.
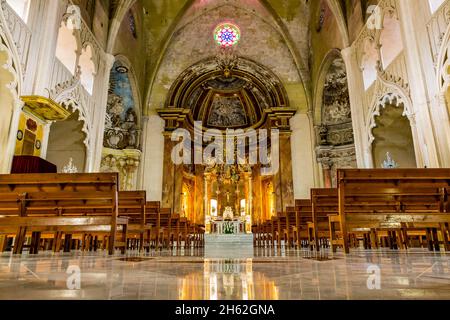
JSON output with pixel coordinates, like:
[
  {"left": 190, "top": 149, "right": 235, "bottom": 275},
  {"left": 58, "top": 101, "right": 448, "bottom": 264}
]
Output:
[
  {"left": 295, "top": 199, "right": 313, "bottom": 248},
  {"left": 117, "top": 191, "right": 149, "bottom": 252},
  {"left": 335, "top": 169, "right": 450, "bottom": 254},
  {"left": 0, "top": 173, "right": 127, "bottom": 255},
  {"left": 254, "top": 219, "right": 274, "bottom": 248},
  {"left": 284, "top": 207, "right": 298, "bottom": 248},
  {"left": 146, "top": 201, "right": 162, "bottom": 249},
  {"left": 273, "top": 213, "right": 286, "bottom": 247},
  {"left": 310, "top": 188, "right": 339, "bottom": 251},
  {"left": 159, "top": 208, "right": 175, "bottom": 248},
  {"left": 188, "top": 222, "right": 205, "bottom": 248},
  {"left": 64, "top": 191, "right": 148, "bottom": 252}
]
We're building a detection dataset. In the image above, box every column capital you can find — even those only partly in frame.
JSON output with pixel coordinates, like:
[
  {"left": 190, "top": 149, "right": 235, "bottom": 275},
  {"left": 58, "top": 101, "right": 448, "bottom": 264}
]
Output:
[
  {"left": 103, "top": 53, "right": 116, "bottom": 71},
  {"left": 341, "top": 46, "right": 356, "bottom": 60}
]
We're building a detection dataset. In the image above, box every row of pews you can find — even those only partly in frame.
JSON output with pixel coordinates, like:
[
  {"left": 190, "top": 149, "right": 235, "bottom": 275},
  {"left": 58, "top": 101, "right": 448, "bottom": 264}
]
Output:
[
  {"left": 253, "top": 169, "right": 450, "bottom": 253},
  {"left": 0, "top": 173, "right": 205, "bottom": 255}
]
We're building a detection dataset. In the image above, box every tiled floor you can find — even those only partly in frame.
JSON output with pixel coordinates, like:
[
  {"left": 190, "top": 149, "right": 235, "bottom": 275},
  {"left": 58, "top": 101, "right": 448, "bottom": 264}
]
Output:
[{"left": 0, "top": 247, "right": 449, "bottom": 300}]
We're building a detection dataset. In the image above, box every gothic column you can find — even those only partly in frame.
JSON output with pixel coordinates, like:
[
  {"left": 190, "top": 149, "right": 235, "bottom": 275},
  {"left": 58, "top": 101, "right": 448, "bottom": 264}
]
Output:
[
  {"left": 273, "top": 131, "right": 295, "bottom": 213},
  {"left": 161, "top": 133, "right": 176, "bottom": 209},
  {"left": 341, "top": 46, "right": 371, "bottom": 168},
  {"left": 160, "top": 132, "right": 184, "bottom": 214},
  {"left": 252, "top": 164, "right": 262, "bottom": 223},
  {"left": 396, "top": 0, "right": 445, "bottom": 167},
  {"left": 290, "top": 113, "right": 317, "bottom": 198},
  {"left": 321, "top": 161, "right": 333, "bottom": 188},
  {"left": 268, "top": 110, "right": 296, "bottom": 214},
  {"left": 91, "top": 53, "right": 115, "bottom": 172},
  {"left": 194, "top": 166, "right": 204, "bottom": 224}
]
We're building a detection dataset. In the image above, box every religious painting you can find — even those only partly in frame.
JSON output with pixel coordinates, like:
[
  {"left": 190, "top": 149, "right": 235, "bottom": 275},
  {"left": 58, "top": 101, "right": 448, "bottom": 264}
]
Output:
[
  {"left": 207, "top": 95, "right": 248, "bottom": 128},
  {"left": 104, "top": 61, "right": 139, "bottom": 150}
]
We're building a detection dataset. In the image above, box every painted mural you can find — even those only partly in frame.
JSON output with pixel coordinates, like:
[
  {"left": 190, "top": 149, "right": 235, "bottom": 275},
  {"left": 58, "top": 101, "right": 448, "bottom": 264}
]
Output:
[{"left": 104, "top": 61, "right": 140, "bottom": 150}]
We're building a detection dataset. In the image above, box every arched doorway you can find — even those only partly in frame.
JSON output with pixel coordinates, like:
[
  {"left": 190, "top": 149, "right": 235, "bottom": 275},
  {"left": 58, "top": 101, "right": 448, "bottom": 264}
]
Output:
[
  {"left": 0, "top": 27, "right": 22, "bottom": 173},
  {"left": 46, "top": 110, "right": 87, "bottom": 172},
  {"left": 371, "top": 102, "right": 417, "bottom": 168}
]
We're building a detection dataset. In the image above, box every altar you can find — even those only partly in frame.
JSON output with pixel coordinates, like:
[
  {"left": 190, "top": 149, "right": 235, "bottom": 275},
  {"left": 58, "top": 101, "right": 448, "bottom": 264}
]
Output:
[
  {"left": 211, "top": 219, "right": 246, "bottom": 234},
  {"left": 208, "top": 207, "right": 249, "bottom": 235}
]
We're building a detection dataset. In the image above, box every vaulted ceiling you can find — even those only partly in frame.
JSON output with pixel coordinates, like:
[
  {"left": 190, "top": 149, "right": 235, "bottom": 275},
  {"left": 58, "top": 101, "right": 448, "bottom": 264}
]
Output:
[{"left": 106, "top": 0, "right": 356, "bottom": 116}]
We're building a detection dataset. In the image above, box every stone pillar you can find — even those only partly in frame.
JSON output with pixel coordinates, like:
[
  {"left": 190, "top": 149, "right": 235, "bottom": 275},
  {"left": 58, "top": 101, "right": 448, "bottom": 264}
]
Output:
[
  {"left": 204, "top": 173, "right": 210, "bottom": 217},
  {"left": 161, "top": 133, "right": 175, "bottom": 209},
  {"left": 290, "top": 113, "right": 316, "bottom": 199},
  {"left": 141, "top": 115, "right": 165, "bottom": 201},
  {"left": 247, "top": 174, "right": 253, "bottom": 218},
  {"left": 173, "top": 164, "right": 184, "bottom": 215},
  {"left": 321, "top": 161, "right": 333, "bottom": 188},
  {"left": 273, "top": 131, "right": 294, "bottom": 214},
  {"left": 252, "top": 165, "right": 262, "bottom": 223},
  {"left": 194, "top": 166, "right": 204, "bottom": 224},
  {"left": 341, "top": 46, "right": 371, "bottom": 168},
  {"left": 397, "top": 0, "right": 445, "bottom": 167}
]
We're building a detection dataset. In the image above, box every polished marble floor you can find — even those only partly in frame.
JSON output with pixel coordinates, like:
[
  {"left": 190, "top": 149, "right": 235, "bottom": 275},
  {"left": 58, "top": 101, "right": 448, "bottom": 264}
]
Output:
[{"left": 0, "top": 246, "right": 449, "bottom": 300}]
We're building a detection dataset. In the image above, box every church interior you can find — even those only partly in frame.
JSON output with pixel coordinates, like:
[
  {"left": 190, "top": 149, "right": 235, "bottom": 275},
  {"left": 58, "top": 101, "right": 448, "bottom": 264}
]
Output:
[{"left": 0, "top": 0, "right": 450, "bottom": 301}]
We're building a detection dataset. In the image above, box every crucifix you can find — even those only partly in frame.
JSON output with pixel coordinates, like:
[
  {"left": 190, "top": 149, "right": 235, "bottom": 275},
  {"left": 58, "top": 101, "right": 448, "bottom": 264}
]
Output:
[{"left": 226, "top": 191, "right": 231, "bottom": 203}]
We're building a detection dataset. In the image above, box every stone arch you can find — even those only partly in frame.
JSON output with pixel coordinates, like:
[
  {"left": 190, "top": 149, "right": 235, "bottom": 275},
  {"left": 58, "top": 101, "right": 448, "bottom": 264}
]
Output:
[
  {"left": 367, "top": 89, "right": 421, "bottom": 168},
  {"left": 0, "top": 12, "right": 23, "bottom": 173},
  {"left": 437, "top": 23, "right": 450, "bottom": 119},
  {"left": 49, "top": 77, "right": 93, "bottom": 171},
  {"left": 78, "top": 44, "right": 96, "bottom": 94},
  {"left": 46, "top": 110, "right": 88, "bottom": 173},
  {"left": 356, "top": 2, "right": 402, "bottom": 90},
  {"left": 370, "top": 97, "right": 417, "bottom": 169},
  {"left": 314, "top": 49, "right": 356, "bottom": 187},
  {"left": 55, "top": 20, "right": 80, "bottom": 75},
  {"left": 164, "top": 55, "right": 290, "bottom": 131}
]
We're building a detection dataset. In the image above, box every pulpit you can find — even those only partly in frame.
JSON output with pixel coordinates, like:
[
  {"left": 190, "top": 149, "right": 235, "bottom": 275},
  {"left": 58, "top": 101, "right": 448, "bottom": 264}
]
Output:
[{"left": 11, "top": 156, "right": 57, "bottom": 174}]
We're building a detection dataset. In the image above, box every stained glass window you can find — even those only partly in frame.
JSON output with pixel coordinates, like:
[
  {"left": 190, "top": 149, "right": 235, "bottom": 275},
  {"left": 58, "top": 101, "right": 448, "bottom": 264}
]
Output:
[{"left": 214, "top": 23, "right": 240, "bottom": 47}]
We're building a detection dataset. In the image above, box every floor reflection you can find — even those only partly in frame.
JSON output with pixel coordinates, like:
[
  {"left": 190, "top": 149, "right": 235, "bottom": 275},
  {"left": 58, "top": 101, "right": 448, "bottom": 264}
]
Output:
[{"left": 0, "top": 248, "right": 449, "bottom": 300}]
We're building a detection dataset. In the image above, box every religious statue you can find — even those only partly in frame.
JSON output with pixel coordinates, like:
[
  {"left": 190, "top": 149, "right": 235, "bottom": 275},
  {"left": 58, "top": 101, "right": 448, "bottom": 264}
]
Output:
[{"left": 223, "top": 207, "right": 234, "bottom": 221}]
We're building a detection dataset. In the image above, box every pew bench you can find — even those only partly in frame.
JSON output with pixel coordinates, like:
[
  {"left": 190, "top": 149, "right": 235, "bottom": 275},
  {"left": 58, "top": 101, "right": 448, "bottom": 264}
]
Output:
[
  {"left": 334, "top": 169, "right": 450, "bottom": 254},
  {"left": 0, "top": 173, "right": 126, "bottom": 255}
]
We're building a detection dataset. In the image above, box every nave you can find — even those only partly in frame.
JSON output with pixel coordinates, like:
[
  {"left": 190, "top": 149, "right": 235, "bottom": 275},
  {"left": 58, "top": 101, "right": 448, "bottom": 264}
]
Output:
[
  {"left": 0, "top": 168, "right": 449, "bottom": 300},
  {"left": 2, "top": 0, "right": 450, "bottom": 303}
]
